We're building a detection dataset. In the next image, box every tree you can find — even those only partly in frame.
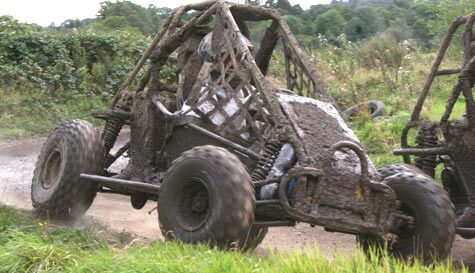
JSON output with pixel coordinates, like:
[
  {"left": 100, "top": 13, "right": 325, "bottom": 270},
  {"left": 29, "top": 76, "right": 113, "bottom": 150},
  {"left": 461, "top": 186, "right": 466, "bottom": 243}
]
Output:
[
  {"left": 376, "top": 4, "right": 406, "bottom": 28},
  {"left": 284, "top": 15, "right": 305, "bottom": 35},
  {"left": 264, "top": 0, "right": 276, "bottom": 8},
  {"left": 331, "top": 4, "right": 354, "bottom": 19},
  {"left": 290, "top": 4, "right": 303, "bottom": 16},
  {"left": 276, "top": 0, "right": 292, "bottom": 11},
  {"left": 95, "top": 16, "right": 132, "bottom": 30},
  {"left": 264, "top": 0, "right": 295, "bottom": 15},
  {"left": 350, "top": 7, "right": 382, "bottom": 39},
  {"left": 430, "top": 0, "right": 475, "bottom": 43},
  {"left": 300, "top": 5, "right": 330, "bottom": 22},
  {"left": 98, "top": 1, "right": 164, "bottom": 35},
  {"left": 406, "top": 2, "right": 438, "bottom": 47},
  {"left": 313, "top": 9, "right": 347, "bottom": 41},
  {"left": 345, "top": 16, "right": 370, "bottom": 40},
  {"left": 393, "top": 0, "right": 413, "bottom": 9},
  {"left": 61, "top": 19, "right": 82, "bottom": 29}
]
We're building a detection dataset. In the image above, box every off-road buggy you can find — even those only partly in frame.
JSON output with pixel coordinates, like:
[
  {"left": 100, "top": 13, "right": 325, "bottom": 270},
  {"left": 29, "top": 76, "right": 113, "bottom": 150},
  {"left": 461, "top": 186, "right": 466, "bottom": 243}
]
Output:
[
  {"left": 31, "top": 0, "right": 455, "bottom": 262},
  {"left": 395, "top": 12, "right": 475, "bottom": 239}
]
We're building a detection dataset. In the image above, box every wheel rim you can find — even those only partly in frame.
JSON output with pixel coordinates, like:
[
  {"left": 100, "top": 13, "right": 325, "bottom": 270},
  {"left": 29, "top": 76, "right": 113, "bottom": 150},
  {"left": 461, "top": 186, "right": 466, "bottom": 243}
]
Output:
[
  {"left": 176, "top": 177, "right": 210, "bottom": 232},
  {"left": 42, "top": 149, "right": 62, "bottom": 189}
]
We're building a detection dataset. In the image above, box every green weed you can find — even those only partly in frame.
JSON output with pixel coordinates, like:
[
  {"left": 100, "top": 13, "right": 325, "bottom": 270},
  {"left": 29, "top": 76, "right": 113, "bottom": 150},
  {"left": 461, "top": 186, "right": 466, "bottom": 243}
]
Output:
[
  {"left": 0, "top": 205, "right": 468, "bottom": 273},
  {"left": 0, "top": 87, "right": 107, "bottom": 138}
]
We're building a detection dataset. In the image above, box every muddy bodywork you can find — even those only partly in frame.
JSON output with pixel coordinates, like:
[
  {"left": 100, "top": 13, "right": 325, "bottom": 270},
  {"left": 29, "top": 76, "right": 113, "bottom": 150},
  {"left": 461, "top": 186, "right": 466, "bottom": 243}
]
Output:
[
  {"left": 88, "top": 0, "right": 399, "bottom": 237},
  {"left": 396, "top": 13, "right": 475, "bottom": 234},
  {"left": 275, "top": 94, "right": 395, "bottom": 234}
]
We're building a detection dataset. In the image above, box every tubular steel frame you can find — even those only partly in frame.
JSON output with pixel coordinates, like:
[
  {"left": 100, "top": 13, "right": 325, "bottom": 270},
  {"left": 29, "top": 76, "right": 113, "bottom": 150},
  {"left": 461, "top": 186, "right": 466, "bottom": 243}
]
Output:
[
  {"left": 90, "top": 1, "right": 398, "bottom": 235},
  {"left": 398, "top": 13, "right": 475, "bottom": 162}
]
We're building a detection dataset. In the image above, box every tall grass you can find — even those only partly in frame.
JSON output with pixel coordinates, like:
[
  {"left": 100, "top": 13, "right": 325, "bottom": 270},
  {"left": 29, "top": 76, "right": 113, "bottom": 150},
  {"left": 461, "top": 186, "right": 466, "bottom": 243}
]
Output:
[
  {"left": 282, "top": 31, "right": 466, "bottom": 167},
  {"left": 0, "top": 205, "right": 467, "bottom": 273},
  {"left": 0, "top": 87, "right": 107, "bottom": 138}
]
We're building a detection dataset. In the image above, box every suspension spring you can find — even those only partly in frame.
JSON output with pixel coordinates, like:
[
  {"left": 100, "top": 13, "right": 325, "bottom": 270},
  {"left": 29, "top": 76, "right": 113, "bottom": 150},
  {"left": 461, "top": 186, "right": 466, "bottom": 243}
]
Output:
[
  {"left": 103, "top": 117, "right": 124, "bottom": 154},
  {"left": 251, "top": 139, "right": 282, "bottom": 181},
  {"left": 101, "top": 108, "right": 129, "bottom": 167},
  {"left": 415, "top": 126, "right": 438, "bottom": 178}
]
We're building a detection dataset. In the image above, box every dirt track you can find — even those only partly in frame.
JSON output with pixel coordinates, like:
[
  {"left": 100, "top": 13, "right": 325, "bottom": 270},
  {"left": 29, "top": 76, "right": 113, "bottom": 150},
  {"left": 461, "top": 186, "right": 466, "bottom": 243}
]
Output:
[{"left": 0, "top": 133, "right": 473, "bottom": 265}]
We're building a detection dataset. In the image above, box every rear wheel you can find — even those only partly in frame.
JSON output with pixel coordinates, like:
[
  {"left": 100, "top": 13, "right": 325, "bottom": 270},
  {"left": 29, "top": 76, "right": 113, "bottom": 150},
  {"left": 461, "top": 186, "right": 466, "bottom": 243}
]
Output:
[
  {"left": 31, "top": 120, "right": 104, "bottom": 220},
  {"left": 158, "top": 145, "right": 255, "bottom": 250},
  {"left": 358, "top": 164, "right": 456, "bottom": 263}
]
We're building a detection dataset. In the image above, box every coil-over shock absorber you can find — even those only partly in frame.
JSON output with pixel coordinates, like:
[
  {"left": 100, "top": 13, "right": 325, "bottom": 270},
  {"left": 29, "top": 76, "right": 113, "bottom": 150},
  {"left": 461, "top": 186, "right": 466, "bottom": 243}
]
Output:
[
  {"left": 415, "top": 125, "right": 439, "bottom": 178},
  {"left": 102, "top": 111, "right": 126, "bottom": 160},
  {"left": 93, "top": 92, "right": 134, "bottom": 167},
  {"left": 251, "top": 139, "right": 282, "bottom": 181}
]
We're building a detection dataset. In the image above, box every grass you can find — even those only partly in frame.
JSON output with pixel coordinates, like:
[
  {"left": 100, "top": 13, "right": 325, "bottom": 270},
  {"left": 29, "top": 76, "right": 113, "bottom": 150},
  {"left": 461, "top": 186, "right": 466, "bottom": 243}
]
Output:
[
  {"left": 349, "top": 72, "right": 465, "bottom": 168},
  {"left": 0, "top": 204, "right": 467, "bottom": 273},
  {"left": 317, "top": 46, "right": 466, "bottom": 167},
  {"left": 0, "top": 87, "right": 108, "bottom": 138}
]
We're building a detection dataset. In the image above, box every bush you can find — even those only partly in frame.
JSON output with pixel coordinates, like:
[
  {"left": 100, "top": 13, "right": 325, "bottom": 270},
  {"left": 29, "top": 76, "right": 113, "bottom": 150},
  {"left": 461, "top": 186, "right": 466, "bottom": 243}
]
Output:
[{"left": 0, "top": 16, "right": 149, "bottom": 98}]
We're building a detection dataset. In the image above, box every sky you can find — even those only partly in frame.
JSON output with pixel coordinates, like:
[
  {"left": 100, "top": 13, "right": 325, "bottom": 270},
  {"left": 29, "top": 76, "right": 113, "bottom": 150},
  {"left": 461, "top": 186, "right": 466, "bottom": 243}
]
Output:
[{"left": 0, "top": 0, "right": 331, "bottom": 27}]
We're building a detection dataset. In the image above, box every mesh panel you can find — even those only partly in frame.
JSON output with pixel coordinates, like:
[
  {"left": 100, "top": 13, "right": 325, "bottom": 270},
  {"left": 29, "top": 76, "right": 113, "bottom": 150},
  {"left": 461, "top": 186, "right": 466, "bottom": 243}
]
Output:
[
  {"left": 182, "top": 10, "right": 273, "bottom": 144},
  {"left": 282, "top": 41, "right": 316, "bottom": 97}
]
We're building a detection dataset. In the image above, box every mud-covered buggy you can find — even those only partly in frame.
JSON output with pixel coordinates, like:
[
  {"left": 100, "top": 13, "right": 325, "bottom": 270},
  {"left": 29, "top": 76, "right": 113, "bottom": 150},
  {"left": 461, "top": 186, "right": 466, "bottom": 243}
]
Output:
[
  {"left": 395, "top": 13, "right": 475, "bottom": 239},
  {"left": 32, "top": 1, "right": 455, "bottom": 262}
]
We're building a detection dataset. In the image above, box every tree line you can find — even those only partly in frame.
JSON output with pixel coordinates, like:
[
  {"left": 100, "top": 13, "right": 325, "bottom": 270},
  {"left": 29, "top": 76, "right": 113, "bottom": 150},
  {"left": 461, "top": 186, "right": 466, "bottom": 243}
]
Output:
[{"left": 54, "top": 0, "right": 474, "bottom": 49}]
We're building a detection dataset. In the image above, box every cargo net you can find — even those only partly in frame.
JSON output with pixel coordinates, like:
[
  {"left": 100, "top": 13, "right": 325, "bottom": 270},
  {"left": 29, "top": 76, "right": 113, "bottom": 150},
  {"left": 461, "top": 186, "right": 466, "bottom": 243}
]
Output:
[{"left": 181, "top": 7, "right": 274, "bottom": 145}]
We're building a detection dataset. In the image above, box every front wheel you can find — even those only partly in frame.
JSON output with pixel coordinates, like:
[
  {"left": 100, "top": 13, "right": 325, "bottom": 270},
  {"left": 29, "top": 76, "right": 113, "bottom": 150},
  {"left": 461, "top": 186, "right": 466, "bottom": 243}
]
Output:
[
  {"left": 31, "top": 120, "right": 104, "bottom": 220},
  {"left": 158, "top": 145, "right": 255, "bottom": 250},
  {"left": 358, "top": 164, "right": 456, "bottom": 263}
]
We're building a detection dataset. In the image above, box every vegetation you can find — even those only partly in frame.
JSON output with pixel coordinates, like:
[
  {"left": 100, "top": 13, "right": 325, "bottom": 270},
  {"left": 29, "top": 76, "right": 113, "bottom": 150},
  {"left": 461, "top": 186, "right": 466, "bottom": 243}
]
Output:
[
  {"left": 97, "top": 1, "right": 171, "bottom": 35},
  {"left": 0, "top": 14, "right": 149, "bottom": 137},
  {"left": 0, "top": 0, "right": 472, "bottom": 139},
  {"left": 0, "top": 1, "right": 473, "bottom": 270},
  {"left": 250, "top": 0, "right": 475, "bottom": 47},
  {"left": 0, "top": 204, "right": 467, "bottom": 273}
]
